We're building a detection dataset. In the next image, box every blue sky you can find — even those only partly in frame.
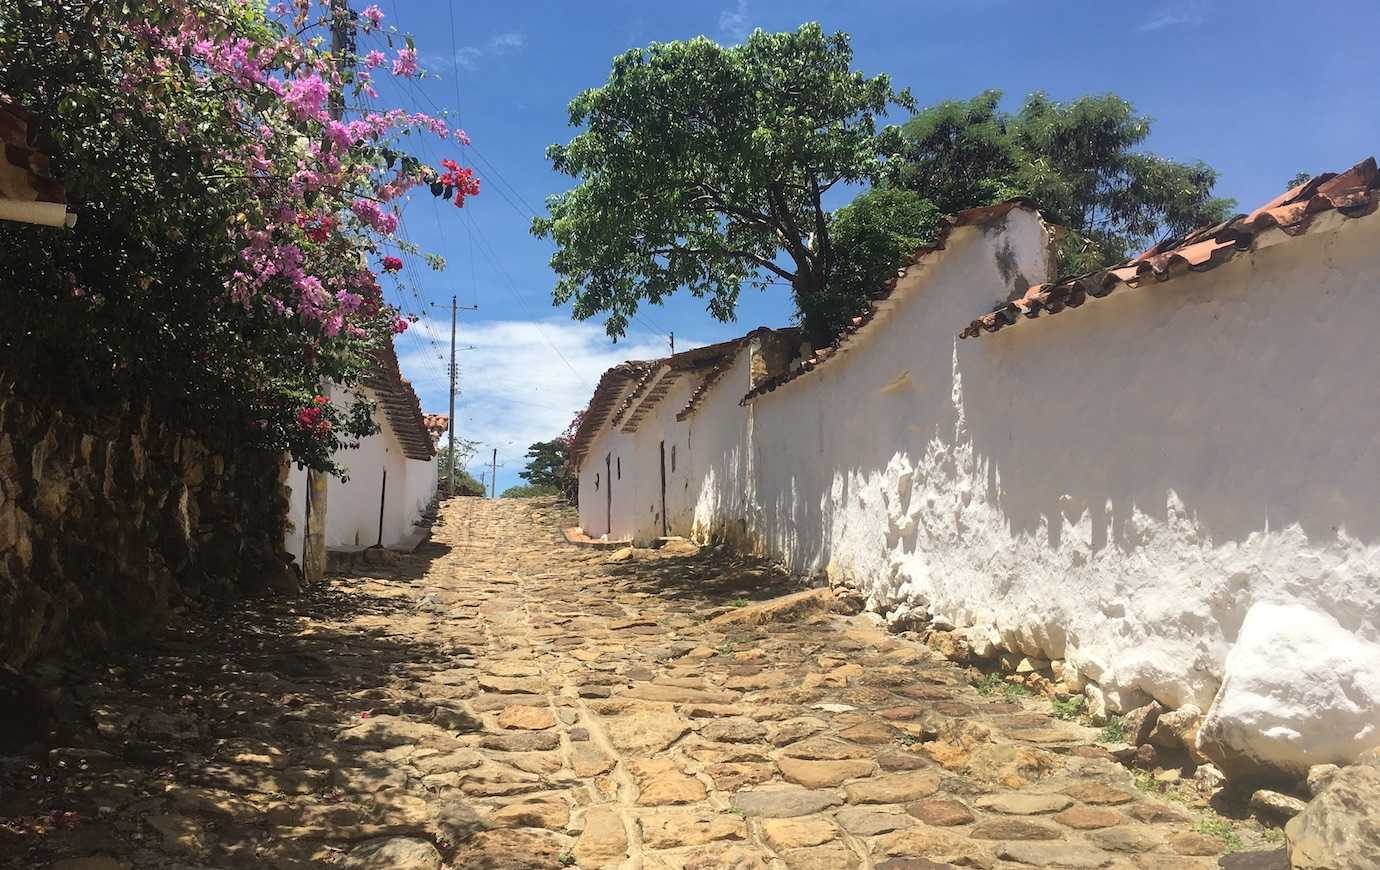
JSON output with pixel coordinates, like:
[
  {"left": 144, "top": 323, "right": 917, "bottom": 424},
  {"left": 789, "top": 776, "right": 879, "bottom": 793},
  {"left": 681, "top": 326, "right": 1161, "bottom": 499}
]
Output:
[{"left": 369, "top": 0, "right": 1378, "bottom": 493}]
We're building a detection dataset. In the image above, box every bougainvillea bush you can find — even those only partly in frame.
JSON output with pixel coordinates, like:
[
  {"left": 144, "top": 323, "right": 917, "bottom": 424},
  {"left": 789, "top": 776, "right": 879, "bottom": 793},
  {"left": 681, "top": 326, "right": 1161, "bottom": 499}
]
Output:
[{"left": 0, "top": 0, "right": 475, "bottom": 472}]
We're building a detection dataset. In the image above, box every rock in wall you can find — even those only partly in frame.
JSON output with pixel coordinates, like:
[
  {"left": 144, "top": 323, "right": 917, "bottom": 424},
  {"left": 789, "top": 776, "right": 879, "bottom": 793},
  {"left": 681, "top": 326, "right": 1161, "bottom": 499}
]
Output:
[{"left": 0, "top": 379, "right": 296, "bottom": 669}]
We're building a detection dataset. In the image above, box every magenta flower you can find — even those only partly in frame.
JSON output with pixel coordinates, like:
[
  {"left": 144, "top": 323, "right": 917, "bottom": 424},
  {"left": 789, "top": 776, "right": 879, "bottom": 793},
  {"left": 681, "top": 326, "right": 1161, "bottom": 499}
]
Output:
[
  {"left": 391, "top": 48, "right": 418, "bottom": 78},
  {"left": 361, "top": 5, "right": 384, "bottom": 29}
]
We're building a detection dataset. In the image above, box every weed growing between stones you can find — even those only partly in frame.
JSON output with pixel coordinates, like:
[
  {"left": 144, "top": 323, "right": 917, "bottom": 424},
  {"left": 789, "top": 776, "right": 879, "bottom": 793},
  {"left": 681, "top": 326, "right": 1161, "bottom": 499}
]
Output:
[
  {"left": 726, "top": 598, "right": 750, "bottom": 608},
  {"left": 1051, "top": 695, "right": 1085, "bottom": 720},
  {"left": 973, "top": 672, "right": 1030, "bottom": 702},
  {"left": 1193, "top": 817, "right": 1243, "bottom": 852},
  {"left": 1098, "top": 715, "right": 1126, "bottom": 743}
]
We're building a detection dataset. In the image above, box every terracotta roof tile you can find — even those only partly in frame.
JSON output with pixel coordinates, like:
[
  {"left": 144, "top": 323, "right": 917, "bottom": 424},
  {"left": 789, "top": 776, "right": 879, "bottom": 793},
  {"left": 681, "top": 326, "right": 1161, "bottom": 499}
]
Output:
[
  {"left": 362, "top": 340, "right": 436, "bottom": 461},
  {"left": 571, "top": 327, "right": 782, "bottom": 468},
  {"left": 0, "top": 103, "right": 65, "bottom": 206},
  {"left": 960, "top": 157, "right": 1380, "bottom": 340}
]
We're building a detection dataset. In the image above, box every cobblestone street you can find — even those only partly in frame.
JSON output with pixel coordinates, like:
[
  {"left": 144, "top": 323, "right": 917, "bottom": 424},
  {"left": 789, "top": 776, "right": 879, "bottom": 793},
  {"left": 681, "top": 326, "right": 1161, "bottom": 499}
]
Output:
[{"left": 2, "top": 498, "right": 1283, "bottom": 869}]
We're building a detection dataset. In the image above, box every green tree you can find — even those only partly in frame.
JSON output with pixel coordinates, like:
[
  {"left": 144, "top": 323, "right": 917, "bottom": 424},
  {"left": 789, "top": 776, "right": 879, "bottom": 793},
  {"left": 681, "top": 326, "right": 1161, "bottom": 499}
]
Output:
[
  {"left": 889, "top": 90, "right": 1233, "bottom": 273},
  {"left": 533, "top": 23, "right": 914, "bottom": 344},
  {"left": 519, "top": 439, "right": 571, "bottom": 491},
  {"left": 501, "top": 483, "right": 560, "bottom": 498},
  {"left": 441, "top": 466, "right": 486, "bottom": 497},
  {"left": 803, "top": 187, "right": 942, "bottom": 341},
  {"left": 806, "top": 90, "right": 1234, "bottom": 338},
  {"left": 0, "top": 0, "right": 473, "bottom": 473}
]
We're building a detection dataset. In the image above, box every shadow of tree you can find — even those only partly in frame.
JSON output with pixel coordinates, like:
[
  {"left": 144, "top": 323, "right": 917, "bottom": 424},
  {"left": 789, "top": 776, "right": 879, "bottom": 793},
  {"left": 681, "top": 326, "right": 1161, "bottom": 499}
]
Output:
[
  {"left": 602, "top": 543, "right": 804, "bottom": 611},
  {"left": 0, "top": 538, "right": 480, "bottom": 868}
]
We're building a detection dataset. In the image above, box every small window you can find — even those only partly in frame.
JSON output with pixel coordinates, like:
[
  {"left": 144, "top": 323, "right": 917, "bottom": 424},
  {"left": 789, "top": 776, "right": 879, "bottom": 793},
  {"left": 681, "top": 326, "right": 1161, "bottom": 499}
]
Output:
[
  {"left": 671, "top": 445, "right": 677, "bottom": 473},
  {"left": 616, "top": 457, "right": 621, "bottom": 479},
  {"left": 594, "top": 473, "right": 600, "bottom": 491}
]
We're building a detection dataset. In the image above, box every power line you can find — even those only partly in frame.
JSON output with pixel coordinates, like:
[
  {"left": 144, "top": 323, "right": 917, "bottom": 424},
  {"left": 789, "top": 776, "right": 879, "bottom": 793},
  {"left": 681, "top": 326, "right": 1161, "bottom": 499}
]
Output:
[{"left": 462, "top": 208, "right": 591, "bottom": 387}]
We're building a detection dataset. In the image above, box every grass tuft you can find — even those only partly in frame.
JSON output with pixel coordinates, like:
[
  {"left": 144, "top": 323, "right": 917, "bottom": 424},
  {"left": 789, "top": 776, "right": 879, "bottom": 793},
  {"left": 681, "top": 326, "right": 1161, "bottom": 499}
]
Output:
[
  {"left": 1051, "top": 695, "right": 1085, "bottom": 721},
  {"left": 1193, "top": 817, "right": 1243, "bottom": 853},
  {"left": 1097, "top": 715, "right": 1125, "bottom": 743}
]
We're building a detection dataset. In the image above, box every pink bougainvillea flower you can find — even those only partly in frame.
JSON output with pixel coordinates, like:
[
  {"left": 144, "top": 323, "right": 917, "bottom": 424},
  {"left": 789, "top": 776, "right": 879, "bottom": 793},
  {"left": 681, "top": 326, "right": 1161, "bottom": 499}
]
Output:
[
  {"left": 360, "top": 5, "right": 384, "bottom": 29},
  {"left": 381, "top": 256, "right": 403, "bottom": 272},
  {"left": 363, "top": 49, "right": 385, "bottom": 69},
  {"left": 391, "top": 47, "right": 418, "bottom": 78}
]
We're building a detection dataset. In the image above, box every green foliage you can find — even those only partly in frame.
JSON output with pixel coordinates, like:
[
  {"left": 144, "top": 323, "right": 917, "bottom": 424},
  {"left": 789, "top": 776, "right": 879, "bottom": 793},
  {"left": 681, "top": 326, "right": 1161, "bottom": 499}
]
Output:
[
  {"left": 1286, "top": 170, "right": 1313, "bottom": 189},
  {"left": 889, "top": 90, "right": 1234, "bottom": 274},
  {"left": 805, "top": 187, "right": 942, "bottom": 339},
  {"left": 443, "top": 467, "right": 486, "bottom": 497},
  {"left": 501, "top": 483, "right": 560, "bottom": 498},
  {"left": 1193, "top": 817, "right": 1243, "bottom": 852},
  {"left": 1098, "top": 715, "right": 1126, "bottom": 743},
  {"left": 974, "top": 672, "right": 1005, "bottom": 695},
  {"left": 725, "top": 597, "right": 750, "bottom": 608},
  {"left": 1050, "top": 695, "right": 1085, "bottom": 721},
  {"left": 534, "top": 23, "right": 914, "bottom": 344},
  {"left": 0, "top": 1, "right": 457, "bottom": 473},
  {"left": 519, "top": 439, "right": 572, "bottom": 493},
  {"left": 973, "top": 671, "right": 1030, "bottom": 702}
]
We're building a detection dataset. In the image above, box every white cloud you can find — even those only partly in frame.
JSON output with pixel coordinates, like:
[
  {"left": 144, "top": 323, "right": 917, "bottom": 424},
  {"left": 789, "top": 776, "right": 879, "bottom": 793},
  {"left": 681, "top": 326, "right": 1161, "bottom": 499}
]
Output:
[
  {"left": 452, "top": 46, "right": 484, "bottom": 70},
  {"left": 444, "top": 30, "right": 527, "bottom": 70},
  {"left": 488, "top": 32, "right": 526, "bottom": 53},
  {"left": 397, "top": 317, "right": 698, "bottom": 476},
  {"left": 1138, "top": 4, "right": 1204, "bottom": 31},
  {"left": 718, "top": 0, "right": 751, "bottom": 42}
]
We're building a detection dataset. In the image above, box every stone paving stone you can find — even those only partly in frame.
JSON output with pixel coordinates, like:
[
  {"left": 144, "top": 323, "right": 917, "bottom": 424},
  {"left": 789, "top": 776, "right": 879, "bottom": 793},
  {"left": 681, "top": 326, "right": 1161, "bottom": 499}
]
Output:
[
  {"left": 2, "top": 499, "right": 1259, "bottom": 870},
  {"left": 638, "top": 809, "right": 747, "bottom": 849},
  {"left": 778, "top": 757, "right": 877, "bottom": 788},
  {"left": 1053, "top": 804, "right": 1126, "bottom": 829},
  {"left": 844, "top": 770, "right": 941, "bottom": 804},
  {"left": 906, "top": 798, "right": 976, "bottom": 826},
  {"left": 974, "top": 791, "right": 1074, "bottom": 814},
  {"left": 731, "top": 786, "right": 843, "bottom": 818}
]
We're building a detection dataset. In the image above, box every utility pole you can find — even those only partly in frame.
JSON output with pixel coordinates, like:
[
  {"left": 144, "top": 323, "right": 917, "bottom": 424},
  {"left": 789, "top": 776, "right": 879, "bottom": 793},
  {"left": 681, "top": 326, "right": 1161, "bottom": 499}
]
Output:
[
  {"left": 435, "top": 297, "right": 478, "bottom": 498},
  {"left": 446, "top": 295, "right": 457, "bottom": 496},
  {"left": 304, "top": 0, "right": 354, "bottom": 584},
  {"left": 490, "top": 447, "right": 497, "bottom": 499},
  {"left": 669, "top": 331, "right": 675, "bottom": 356},
  {"left": 328, "top": 0, "right": 353, "bottom": 120}
]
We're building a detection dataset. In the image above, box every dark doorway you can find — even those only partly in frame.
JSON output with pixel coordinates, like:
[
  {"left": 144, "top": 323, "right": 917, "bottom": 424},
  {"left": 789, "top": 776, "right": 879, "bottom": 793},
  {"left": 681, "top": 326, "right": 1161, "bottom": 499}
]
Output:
[
  {"left": 604, "top": 452, "right": 612, "bottom": 535},
  {"left": 659, "top": 440, "right": 668, "bottom": 537}
]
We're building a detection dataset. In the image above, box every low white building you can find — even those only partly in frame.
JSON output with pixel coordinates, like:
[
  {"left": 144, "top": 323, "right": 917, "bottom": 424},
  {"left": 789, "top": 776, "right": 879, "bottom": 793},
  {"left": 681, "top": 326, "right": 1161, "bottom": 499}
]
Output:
[
  {"left": 571, "top": 158, "right": 1380, "bottom": 778},
  {"left": 285, "top": 342, "right": 440, "bottom": 570}
]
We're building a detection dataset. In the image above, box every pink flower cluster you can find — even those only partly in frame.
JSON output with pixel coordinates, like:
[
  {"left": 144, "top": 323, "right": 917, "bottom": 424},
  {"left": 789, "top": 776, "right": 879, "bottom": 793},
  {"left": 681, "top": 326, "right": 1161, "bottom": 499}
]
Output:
[
  {"left": 392, "top": 48, "right": 418, "bottom": 78},
  {"left": 351, "top": 198, "right": 399, "bottom": 234}
]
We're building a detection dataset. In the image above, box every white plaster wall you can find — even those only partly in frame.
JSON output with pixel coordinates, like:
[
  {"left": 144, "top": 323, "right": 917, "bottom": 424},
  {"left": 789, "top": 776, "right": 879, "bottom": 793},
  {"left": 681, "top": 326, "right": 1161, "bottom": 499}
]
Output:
[
  {"left": 280, "top": 388, "right": 436, "bottom": 557},
  {"left": 403, "top": 455, "right": 439, "bottom": 527},
  {"left": 577, "top": 358, "right": 756, "bottom": 545},
  {"left": 708, "top": 209, "right": 1380, "bottom": 722},
  {"left": 326, "top": 387, "right": 413, "bottom": 549},
  {"left": 573, "top": 209, "right": 1380, "bottom": 763},
  {"left": 283, "top": 461, "right": 308, "bottom": 565}
]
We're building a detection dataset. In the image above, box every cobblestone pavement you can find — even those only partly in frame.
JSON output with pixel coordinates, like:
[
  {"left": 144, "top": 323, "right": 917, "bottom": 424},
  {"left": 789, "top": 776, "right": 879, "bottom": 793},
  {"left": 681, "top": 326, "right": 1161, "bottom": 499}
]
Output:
[{"left": 2, "top": 498, "right": 1285, "bottom": 868}]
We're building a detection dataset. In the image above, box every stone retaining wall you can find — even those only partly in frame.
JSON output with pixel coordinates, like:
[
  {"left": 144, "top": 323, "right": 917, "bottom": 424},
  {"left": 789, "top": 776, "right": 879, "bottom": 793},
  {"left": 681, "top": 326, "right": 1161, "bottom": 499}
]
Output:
[{"left": 0, "top": 378, "right": 295, "bottom": 669}]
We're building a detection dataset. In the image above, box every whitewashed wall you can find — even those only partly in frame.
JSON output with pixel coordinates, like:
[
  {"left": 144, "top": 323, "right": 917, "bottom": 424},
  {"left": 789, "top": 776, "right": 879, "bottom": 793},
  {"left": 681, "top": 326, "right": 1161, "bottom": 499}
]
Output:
[
  {"left": 283, "top": 386, "right": 438, "bottom": 558},
  {"left": 576, "top": 205, "right": 1380, "bottom": 773},
  {"left": 284, "top": 461, "right": 308, "bottom": 565}
]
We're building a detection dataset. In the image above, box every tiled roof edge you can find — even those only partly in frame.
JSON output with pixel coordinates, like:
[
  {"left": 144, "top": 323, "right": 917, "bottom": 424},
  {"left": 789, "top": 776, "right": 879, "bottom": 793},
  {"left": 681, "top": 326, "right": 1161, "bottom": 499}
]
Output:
[{"left": 959, "top": 157, "right": 1380, "bottom": 340}]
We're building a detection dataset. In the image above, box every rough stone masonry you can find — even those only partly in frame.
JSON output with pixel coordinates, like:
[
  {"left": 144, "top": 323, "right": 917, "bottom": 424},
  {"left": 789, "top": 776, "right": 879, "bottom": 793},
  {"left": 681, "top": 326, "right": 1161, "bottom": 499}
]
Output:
[{"left": 0, "top": 376, "right": 296, "bottom": 674}]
